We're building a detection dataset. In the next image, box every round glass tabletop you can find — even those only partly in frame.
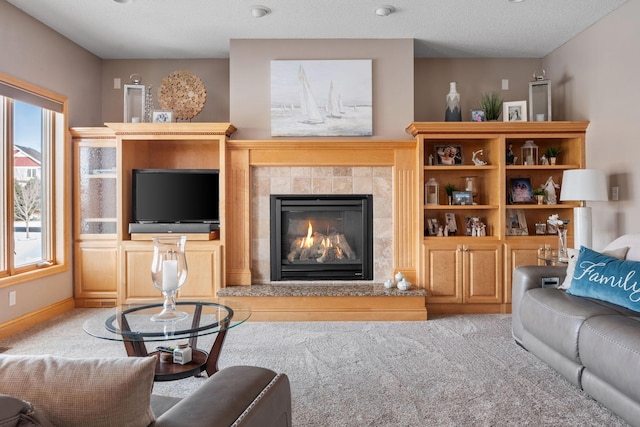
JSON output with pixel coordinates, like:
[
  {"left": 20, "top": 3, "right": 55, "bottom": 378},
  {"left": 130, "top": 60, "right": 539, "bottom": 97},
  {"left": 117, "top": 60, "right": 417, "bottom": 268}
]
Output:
[{"left": 83, "top": 299, "right": 251, "bottom": 343}]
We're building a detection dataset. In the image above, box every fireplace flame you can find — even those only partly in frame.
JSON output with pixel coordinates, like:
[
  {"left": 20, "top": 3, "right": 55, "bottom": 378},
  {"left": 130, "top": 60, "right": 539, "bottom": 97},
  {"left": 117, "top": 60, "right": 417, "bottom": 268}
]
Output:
[
  {"left": 288, "top": 220, "right": 356, "bottom": 263},
  {"left": 300, "top": 221, "right": 315, "bottom": 249}
]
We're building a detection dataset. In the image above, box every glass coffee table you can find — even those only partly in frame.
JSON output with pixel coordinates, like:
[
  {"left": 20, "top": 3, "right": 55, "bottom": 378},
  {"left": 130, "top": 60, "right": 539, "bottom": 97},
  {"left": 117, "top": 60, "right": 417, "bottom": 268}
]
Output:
[
  {"left": 83, "top": 299, "right": 251, "bottom": 381},
  {"left": 538, "top": 250, "right": 570, "bottom": 266}
]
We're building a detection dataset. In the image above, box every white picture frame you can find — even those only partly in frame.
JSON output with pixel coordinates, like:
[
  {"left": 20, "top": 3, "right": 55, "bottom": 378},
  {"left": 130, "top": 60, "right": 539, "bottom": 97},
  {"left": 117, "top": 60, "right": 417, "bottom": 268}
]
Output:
[
  {"left": 503, "top": 101, "right": 528, "bottom": 122},
  {"left": 152, "top": 110, "right": 173, "bottom": 123}
]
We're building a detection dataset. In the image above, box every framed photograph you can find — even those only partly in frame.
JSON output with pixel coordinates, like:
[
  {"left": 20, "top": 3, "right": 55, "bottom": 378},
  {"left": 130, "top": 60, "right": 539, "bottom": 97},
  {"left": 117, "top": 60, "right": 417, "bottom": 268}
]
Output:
[
  {"left": 152, "top": 110, "right": 173, "bottom": 123},
  {"left": 506, "top": 209, "right": 528, "bottom": 236},
  {"left": 434, "top": 145, "right": 463, "bottom": 165},
  {"left": 452, "top": 191, "right": 473, "bottom": 205},
  {"left": 426, "top": 217, "right": 440, "bottom": 236},
  {"left": 509, "top": 177, "right": 534, "bottom": 204},
  {"left": 503, "top": 101, "right": 527, "bottom": 122},
  {"left": 444, "top": 212, "right": 457, "bottom": 235},
  {"left": 470, "top": 109, "right": 485, "bottom": 122}
]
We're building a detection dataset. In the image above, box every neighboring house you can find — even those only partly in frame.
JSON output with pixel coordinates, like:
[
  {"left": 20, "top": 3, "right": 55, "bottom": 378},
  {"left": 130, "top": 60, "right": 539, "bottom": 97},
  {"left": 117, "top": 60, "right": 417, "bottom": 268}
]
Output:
[{"left": 14, "top": 145, "right": 41, "bottom": 182}]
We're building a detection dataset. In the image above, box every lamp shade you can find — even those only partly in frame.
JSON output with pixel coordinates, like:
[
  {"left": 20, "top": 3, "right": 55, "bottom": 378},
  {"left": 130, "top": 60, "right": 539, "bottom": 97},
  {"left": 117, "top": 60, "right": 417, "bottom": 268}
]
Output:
[{"left": 560, "top": 169, "right": 608, "bottom": 202}]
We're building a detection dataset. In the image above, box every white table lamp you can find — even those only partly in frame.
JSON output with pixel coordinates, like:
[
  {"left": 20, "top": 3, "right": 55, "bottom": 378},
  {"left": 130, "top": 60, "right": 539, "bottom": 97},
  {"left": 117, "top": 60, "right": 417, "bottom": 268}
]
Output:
[{"left": 559, "top": 169, "right": 608, "bottom": 249}]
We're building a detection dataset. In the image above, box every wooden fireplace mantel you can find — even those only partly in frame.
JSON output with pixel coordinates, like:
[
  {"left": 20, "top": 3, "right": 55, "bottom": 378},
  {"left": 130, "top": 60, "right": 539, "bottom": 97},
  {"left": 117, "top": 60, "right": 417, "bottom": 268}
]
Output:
[{"left": 224, "top": 138, "right": 418, "bottom": 288}]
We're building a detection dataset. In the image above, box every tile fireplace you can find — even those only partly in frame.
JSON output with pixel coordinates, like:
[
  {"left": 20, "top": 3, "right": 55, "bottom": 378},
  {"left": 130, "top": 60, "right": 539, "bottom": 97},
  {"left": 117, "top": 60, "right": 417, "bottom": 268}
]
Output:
[{"left": 270, "top": 194, "right": 373, "bottom": 281}]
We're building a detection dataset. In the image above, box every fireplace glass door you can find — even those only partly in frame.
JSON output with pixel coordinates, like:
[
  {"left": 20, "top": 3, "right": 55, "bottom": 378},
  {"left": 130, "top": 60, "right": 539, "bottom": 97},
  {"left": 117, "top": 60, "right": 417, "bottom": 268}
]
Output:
[{"left": 270, "top": 195, "right": 373, "bottom": 281}]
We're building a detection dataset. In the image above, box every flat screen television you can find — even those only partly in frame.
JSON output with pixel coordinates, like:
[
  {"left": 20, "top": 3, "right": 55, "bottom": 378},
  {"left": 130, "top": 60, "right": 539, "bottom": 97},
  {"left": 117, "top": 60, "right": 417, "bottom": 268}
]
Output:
[{"left": 132, "top": 169, "right": 220, "bottom": 225}]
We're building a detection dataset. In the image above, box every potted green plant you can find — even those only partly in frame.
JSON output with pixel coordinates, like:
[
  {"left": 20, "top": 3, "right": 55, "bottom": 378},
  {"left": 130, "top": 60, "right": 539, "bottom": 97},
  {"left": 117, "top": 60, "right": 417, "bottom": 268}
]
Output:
[
  {"left": 480, "top": 92, "right": 503, "bottom": 121},
  {"left": 544, "top": 146, "right": 562, "bottom": 165},
  {"left": 444, "top": 183, "right": 457, "bottom": 205},
  {"left": 532, "top": 188, "right": 546, "bottom": 205}
]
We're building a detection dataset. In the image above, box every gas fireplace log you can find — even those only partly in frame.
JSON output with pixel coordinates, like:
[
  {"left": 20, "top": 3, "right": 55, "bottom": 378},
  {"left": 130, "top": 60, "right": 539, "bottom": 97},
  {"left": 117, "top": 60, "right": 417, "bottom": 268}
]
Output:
[{"left": 333, "top": 234, "right": 355, "bottom": 260}]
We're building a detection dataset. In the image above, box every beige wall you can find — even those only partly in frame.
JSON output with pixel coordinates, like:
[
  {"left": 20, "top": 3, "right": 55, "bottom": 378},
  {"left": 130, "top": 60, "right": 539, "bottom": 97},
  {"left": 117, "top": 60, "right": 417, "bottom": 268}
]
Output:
[
  {"left": 101, "top": 59, "right": 230, "bottom": 125},
  {"left": 414, "top": 58, "right": 542, "bottom": 122},
  {"left": 229, "top": 39, "right": 414, "bottom": 140},
  {"left": 0, "top": 2, "right": 102, "bottom": 126},
  {"left": 544, "top": 0, "right": 640, "bottom": 249},
  {"left": 0, "top": 1, "right": 102, "bottom": 324}
]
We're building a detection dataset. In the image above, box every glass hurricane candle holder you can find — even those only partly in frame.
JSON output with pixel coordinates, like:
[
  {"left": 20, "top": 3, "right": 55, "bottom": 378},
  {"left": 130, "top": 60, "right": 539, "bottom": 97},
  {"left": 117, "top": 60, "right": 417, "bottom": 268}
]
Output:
[{"left": 150, "top": 236, "right": 188, "bottom": 322}]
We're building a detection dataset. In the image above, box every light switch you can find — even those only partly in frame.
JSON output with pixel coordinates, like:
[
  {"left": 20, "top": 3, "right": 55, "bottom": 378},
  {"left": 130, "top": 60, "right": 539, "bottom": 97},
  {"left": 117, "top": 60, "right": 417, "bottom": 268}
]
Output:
[
  {"left": 502, "top": 79, "right": 509, "bottom": 90},
  {"left": 114, "top": 78, "right": 121, "bottom": 89}
]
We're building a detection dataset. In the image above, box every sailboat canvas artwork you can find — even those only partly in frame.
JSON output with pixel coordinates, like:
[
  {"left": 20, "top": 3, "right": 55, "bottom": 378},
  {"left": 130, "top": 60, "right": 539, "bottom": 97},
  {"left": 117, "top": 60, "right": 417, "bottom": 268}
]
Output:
[{"left": 271, "top": 60, "right": 372, "bottom": 137}]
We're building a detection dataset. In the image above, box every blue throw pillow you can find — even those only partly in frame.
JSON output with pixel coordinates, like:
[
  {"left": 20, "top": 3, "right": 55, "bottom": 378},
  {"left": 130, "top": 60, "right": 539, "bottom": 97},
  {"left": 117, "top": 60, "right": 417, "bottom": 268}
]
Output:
[{"left": 567, "top": 247, "right": 640, "bottom": 312}]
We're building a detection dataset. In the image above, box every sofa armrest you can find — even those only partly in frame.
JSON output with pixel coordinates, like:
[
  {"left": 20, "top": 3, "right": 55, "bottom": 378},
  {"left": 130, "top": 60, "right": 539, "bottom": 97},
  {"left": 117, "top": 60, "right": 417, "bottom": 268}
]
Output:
[
  {"left": 153, "top": 366, "right": 291, "bottom": 427},
  {"left": 511, "top": 265, "right": 567, "bottom": 345}
]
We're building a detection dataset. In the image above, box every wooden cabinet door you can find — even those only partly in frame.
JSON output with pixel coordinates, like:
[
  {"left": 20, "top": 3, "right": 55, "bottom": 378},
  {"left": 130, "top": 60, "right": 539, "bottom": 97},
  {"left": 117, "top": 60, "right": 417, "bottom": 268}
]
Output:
[
  {"left": 463, "top": 243, "right": 503, "bottom": 304},
  {"left": 120, "top": 241, "right": 223, "bottom": 304},
  {"left": 422, "top": 242, "right": 463, "bottom": 304},
  {"left": 503, "top": 239, "right": 556, "bottom": 303},
  {"left": 74, "top": 241, "right": 118, "bottom": 306}
]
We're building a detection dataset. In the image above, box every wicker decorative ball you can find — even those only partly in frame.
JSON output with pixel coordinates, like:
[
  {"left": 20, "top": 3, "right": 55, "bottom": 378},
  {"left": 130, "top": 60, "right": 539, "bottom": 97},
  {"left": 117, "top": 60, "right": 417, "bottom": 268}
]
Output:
[{"left": 158, "top": 71, "right": 207, "bottom": 120}]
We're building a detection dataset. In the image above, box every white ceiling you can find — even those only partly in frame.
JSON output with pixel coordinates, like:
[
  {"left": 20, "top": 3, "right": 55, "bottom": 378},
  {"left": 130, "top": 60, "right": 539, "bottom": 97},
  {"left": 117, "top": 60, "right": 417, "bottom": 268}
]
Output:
[{"left": 7, "top": 0, "right": 628, "bottom": 59}]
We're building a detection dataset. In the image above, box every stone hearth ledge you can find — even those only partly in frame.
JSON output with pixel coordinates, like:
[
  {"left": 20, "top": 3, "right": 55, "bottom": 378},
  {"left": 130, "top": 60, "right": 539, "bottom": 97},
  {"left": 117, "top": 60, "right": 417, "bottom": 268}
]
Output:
[{"left": 217, "top": 284, "right": 427, "bottom": 297}]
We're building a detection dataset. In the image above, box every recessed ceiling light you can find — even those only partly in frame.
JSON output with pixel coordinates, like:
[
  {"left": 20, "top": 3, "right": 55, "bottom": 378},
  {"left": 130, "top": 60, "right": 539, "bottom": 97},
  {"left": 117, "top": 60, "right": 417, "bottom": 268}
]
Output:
[
  {"left": 508, "top": 0, "right": 525, "bottom": 3},
  {"left": 375, "top": 5, "right": 396, "bottom": 16},
  {"left": 251, "top": 5, "right": 271, "bottom": 18},
  {"left": 112, "top": 0, "right": 134, "bottom": 4}
]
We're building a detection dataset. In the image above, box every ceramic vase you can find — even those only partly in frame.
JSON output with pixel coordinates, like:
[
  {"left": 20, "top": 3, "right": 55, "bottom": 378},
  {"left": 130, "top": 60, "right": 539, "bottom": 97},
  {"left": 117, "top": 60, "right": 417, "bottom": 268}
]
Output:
[{"left": 445, "top": 82, "right": 462, "bottom": 122}]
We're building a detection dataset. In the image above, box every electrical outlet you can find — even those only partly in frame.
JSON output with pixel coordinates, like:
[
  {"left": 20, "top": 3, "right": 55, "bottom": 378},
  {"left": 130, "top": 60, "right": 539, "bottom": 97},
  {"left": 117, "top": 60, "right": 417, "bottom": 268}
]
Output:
[
  {"left": 9, "top": 291, "right": 16, "bottom": 306},
  {"left": 612, "top": 186, "right": 619, "bottom": 201}
]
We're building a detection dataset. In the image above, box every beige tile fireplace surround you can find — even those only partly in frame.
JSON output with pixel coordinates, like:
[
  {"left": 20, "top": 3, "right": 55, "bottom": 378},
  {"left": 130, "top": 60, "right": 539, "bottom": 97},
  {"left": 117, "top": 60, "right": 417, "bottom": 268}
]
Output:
[{"left": 250, "top": 166, "right": 393, "bottom": 283}]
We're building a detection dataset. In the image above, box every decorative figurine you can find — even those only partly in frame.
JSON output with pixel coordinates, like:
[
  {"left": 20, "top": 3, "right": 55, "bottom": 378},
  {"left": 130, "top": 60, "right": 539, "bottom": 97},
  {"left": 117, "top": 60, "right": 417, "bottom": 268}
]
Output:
[
  {"left": 506, "top": 143, "right": 515, "bottom": 165},
  {"left": 472, "top": 150, "right": 487, "bottom": 166},
  {"left": 543, "top": 176, "right": 560, "bottom": 204}
]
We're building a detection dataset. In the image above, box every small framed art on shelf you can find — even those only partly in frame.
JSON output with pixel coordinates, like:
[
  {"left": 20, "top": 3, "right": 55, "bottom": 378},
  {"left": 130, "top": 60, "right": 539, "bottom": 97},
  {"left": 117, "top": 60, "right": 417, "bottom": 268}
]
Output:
[
  {"left": 509, "top": 177, "right": 534, "bottom": 204},
  {"left": 452, "top": 191, "right": 473, "bottom": 205},
  {"left": 503, "top": 101, "right": 527, "bottom": 122},
  {"left": 506, "top": 209, "right": 528, "bottom": 236},
  {"left": 152, "top": 110, "right": 173, "bottom": 123}
]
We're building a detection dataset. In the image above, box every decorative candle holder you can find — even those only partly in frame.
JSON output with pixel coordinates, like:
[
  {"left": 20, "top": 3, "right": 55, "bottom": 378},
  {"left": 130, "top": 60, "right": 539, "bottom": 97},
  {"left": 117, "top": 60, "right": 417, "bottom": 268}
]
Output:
[
  {"left": 150, "top": 236, "right": 188, "bottom": 322},
  {"left": 425, "top": 178, "right": 439, "bottom": 205},
  {"left": 521, "top": 140, "right": 539, "bottom": 166}
]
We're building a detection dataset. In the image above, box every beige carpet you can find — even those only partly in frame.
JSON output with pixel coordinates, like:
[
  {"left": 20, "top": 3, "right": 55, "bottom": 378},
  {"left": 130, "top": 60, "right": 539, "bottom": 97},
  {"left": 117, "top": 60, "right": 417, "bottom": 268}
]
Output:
[{"left": 0, "top": 309, "right": 629, "bottom": 427}]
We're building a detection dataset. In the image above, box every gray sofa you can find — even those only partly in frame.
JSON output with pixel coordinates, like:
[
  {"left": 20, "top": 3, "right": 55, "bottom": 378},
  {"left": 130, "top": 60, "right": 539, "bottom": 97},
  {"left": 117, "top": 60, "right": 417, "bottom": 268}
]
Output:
[
  {"left": 151, "top": 365, "right": 292, "bottom": 427},
  {"left": 0, "top": 354, "right": 291, "bottom": 427},
  {"left": 512, "top": 234, "right": 640, "bottom": 427}
]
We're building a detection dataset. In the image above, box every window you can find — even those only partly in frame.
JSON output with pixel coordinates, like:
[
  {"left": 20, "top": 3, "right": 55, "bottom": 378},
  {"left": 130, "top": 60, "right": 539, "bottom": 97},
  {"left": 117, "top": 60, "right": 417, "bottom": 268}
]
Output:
[{"left": 0, "top": 73, "right": 68, "bottom": 285}]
